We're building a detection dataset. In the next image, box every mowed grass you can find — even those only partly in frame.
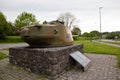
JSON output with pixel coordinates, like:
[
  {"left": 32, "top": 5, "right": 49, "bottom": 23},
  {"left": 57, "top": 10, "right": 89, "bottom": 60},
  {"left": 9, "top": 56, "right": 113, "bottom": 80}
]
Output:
[
  {"left": 0, "top": 36, "right": 24, "bottom": 43},
  {"left": 74, "top": 38, "right": 120, "bottom": 68},
  {"left": 0, "top": 52, "right": 8, "bottom": 60},
  {"left": 74, "top": 40, "right": 120, "bottom": 55}
]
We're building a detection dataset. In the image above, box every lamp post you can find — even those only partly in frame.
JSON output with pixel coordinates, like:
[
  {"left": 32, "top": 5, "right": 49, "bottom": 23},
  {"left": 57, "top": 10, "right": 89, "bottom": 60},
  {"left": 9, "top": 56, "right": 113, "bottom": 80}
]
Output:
[{"left": 99, "top": 7, "right": 103, "bottom": 42}]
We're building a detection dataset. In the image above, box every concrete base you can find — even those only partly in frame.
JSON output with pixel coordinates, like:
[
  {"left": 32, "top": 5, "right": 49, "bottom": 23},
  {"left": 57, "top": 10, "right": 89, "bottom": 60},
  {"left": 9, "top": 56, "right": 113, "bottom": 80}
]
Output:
[{"left": 9, "top": 44, "right": 83, "bottom": 76}]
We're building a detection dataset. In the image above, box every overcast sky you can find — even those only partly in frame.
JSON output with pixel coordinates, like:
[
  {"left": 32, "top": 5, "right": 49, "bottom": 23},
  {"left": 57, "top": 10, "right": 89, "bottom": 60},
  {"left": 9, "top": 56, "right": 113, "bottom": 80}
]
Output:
[{"left": 0, "top": 0, "right": 120, "bottom": 33}]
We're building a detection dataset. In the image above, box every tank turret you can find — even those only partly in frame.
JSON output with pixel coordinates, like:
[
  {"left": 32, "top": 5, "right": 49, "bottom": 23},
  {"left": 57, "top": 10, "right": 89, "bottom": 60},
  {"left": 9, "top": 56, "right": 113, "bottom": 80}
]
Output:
[{"left": 20, "top": 20, "right": 73, "bottom": 47}]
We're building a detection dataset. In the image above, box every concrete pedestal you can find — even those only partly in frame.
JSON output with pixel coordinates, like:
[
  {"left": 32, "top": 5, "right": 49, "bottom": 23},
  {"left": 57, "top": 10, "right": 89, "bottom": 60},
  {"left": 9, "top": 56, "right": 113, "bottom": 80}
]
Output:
[{"left": 9, "top": 44, "right": 83, "bottom": 76}]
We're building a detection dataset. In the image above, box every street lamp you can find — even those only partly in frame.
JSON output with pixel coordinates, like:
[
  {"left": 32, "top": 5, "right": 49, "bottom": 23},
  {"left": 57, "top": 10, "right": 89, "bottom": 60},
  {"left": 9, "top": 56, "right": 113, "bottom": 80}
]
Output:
[{"left": 99, "top": 7, "right": 103, "bottom": 42}]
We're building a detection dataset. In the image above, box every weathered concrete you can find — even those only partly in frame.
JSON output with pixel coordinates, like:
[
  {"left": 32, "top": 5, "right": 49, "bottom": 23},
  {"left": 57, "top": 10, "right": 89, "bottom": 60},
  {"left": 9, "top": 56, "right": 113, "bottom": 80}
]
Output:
[{"left": 9, "top": 44, "right": 83, "bottom": 77}]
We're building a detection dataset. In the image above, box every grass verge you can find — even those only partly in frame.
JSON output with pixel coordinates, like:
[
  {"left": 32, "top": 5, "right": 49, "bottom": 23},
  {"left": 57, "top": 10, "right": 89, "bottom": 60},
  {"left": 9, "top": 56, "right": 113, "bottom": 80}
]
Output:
[
  {"left": 74, "top": 40, "right": 120, "bottom": 55},
  {"left": 2, "top": 48, "right": 9, "bottom": 50},
  {"left": 0, "top": 36, "right": 24, "bottom": 43},
  {"left": 0, "top": 52, "right": 8, "bottom": 60}
]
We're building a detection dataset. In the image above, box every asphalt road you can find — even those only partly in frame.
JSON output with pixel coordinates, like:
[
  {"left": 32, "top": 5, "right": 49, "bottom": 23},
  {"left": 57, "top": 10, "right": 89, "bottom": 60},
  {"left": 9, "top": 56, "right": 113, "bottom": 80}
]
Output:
[
  {"left": 102, "top": 39, "right": 120, "bottom": 42},
  {"left": 100, "top": 42, "right": 120, "bottom": 48},
  {"left": 93, "top": 40, "right": 120, "bottom": 48},
  {"left": 0, "top": 43, "right": 29, "bottom": 49}
]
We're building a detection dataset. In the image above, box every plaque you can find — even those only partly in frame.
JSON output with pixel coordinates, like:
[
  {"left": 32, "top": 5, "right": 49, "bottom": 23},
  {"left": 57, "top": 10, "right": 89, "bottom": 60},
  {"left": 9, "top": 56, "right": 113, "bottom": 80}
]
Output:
[{"left": 70, "top": 51, "right": 91, "bottom": 71}]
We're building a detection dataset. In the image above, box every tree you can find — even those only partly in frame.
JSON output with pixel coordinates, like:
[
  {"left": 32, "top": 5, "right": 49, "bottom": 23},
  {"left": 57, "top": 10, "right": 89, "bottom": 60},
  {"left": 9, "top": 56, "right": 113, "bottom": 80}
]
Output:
[
  {"left": 43, "top": 20, "right": 48, "bottom": 24},
  {"left": 7, "top": 21, "right": 17, "bottom": 35},
  {"left": 82, "top": 32, "right": 90, "bottom": 37},
  {"left": 14, "top": 12, "right": 38, "bottom": 28},
  {"left": 57, "top": 12, "right": 78, "bottom": 29},
  {"left": 89, "top": 30, "right": 100, "bottom": 38},
  {"left": 0, "top": 12, "right": 10, "bottom": 39},
  {"left": 72, "top": 26, "right": 81, "bottom": 36},
  {"left": 82, "top": 32, "right": 91, "bottom": 40}
]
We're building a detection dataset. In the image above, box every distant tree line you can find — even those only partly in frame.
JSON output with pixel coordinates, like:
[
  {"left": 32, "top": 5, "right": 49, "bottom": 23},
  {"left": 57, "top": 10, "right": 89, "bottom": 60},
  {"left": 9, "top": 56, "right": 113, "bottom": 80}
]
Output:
[
  {"left": 82, "top": 30, "right": 100, "bottom": 40},
  {"left": 82, "top": 31, "right": 120, "bottom": 40},
  {"left": 102, "top": 31, "right": 120, "bottom": 39}
]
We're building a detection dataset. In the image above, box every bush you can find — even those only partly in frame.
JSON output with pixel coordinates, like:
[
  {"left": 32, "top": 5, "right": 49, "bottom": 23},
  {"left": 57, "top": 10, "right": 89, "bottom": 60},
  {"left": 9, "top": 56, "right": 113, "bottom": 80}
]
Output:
[{"left": 73, "top": 35, "right": 79, "bottom": 40}]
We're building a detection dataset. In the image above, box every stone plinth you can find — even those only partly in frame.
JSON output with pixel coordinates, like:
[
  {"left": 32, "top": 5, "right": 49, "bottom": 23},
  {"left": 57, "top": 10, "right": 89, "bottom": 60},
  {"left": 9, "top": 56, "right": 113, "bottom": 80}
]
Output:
[{"left": 9, "top": 44, "right": 83, "bottom": 76}]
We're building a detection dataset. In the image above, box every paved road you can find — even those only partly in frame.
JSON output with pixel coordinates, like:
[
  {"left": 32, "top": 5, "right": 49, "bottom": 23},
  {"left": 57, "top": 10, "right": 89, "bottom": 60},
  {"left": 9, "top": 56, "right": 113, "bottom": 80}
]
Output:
[
  {"left": 0, "top": 43, "right": 29, "bottom": 49},
  {"left": 100, "top": 42, "right": 120, "bottom": 48},
  {"left": 0, "top": 54, "right": 120, "bottom": 80},
  {"left": 102, "top": 39, "right": 120, "bottom": 43},
  {"left": 93, "top": 40, "right": 120, "bottom": 48}
]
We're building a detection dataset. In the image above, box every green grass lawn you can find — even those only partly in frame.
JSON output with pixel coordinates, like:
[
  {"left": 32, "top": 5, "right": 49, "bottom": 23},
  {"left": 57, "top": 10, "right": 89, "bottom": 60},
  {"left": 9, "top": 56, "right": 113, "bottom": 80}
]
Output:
[
  {"left": 74, "top": 37, "right": 120, "bottom": 68},
  {"left": 0, "top": 36, "right": 24, "bottom": 43},
  {"left": 74, "top": 40, "right": 120, "bottom": 55},
  {"left": 0, "top": 52, "right": 8, "bottom": 60}
]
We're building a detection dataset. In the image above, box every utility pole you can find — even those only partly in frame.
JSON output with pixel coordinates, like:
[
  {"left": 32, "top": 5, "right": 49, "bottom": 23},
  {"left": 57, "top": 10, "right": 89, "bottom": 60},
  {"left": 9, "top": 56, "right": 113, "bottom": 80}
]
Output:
[{"left": 99, "top": 7, "right": 103, "bottom": 42}]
